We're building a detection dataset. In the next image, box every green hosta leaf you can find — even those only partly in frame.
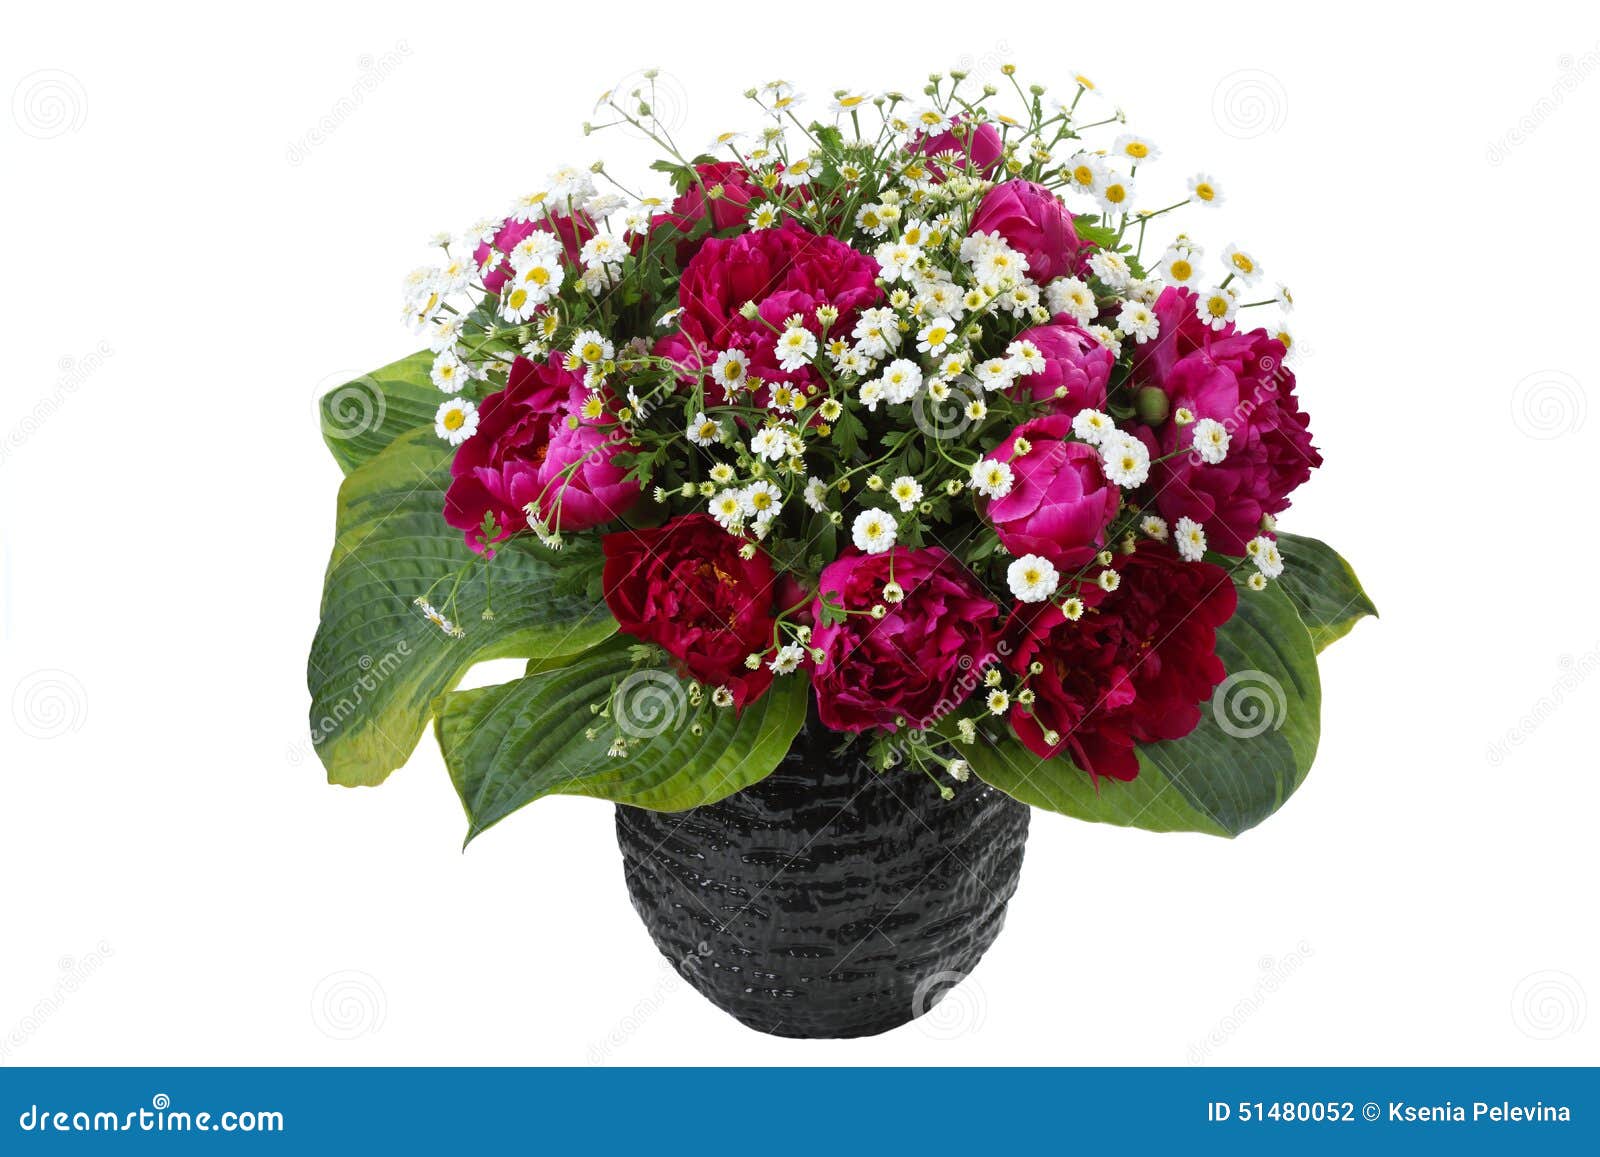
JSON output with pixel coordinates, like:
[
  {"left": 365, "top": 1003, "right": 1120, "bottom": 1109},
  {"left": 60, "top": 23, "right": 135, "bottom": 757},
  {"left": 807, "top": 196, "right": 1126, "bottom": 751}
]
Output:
[
  {"left": 319, "top": 351, "right": 443, "bottom": 475},
  {"left": 435, "top": 641, "right": 810, "bottom": 843},
  {"left": 307, "top": 428, "right": 616, "bottom": 787},
  {"left": 960, "top": 577, "right": 1321, "bottom": 838},
  {"left": 1274, "top": 532, "right": 1378, "bottom": 653}
]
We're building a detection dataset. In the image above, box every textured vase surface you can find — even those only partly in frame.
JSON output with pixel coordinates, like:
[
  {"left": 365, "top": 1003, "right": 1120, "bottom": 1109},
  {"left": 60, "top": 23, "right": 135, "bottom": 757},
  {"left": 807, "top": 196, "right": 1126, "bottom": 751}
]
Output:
[{"left": 615, "top": 720, "right": 1031, "bottom": 1038}]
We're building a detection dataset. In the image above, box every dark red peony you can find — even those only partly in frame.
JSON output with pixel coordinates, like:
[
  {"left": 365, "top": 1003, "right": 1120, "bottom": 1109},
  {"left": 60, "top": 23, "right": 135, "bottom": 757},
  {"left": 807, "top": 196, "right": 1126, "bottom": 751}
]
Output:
[
  {"left": 1131, "top": 287, "right": 1320, "bottom": 555},
  {"left": 472, "top": 211, "right": 595, "bottom": 294},
  {"left": 1011, "top": 317, "right": 1114, "bottom": 415},
  {"left": 1006, "top": 542, "right": 1237, "bottom": 780},
  {"left": 808, "top": 547, "right": 1000, "bottom": 732},
  {"left": 654, "top": 222, "right": 881, "bottom": 391},
  {"left": 443, "top": 356, "right": 640, "bottom": 553},
  {"left": 654, "top": 161, "right": 760, "bottom": 262},
  {"left": 982, "top": 414, "right": 1120, "bottom": 570},
  {"left": 602, "top": 514, "right": 789, "bottom": 707},
  {"left": 968, "top": 179, "right": 1088, "bottom": 284}
]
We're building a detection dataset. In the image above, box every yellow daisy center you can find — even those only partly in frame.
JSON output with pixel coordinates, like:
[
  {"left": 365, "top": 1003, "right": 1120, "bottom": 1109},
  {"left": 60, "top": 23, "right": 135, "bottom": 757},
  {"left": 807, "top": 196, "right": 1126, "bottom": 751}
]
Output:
[{"left": 442, "top": 409, "right": 465, "bottom": 431}]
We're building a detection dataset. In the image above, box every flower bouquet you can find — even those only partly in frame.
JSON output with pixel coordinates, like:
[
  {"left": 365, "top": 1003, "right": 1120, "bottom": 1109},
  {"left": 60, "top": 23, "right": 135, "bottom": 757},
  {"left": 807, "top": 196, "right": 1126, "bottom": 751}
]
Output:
[{"left": 308, "top": 66, "right": 1374, "bottom": 1037}]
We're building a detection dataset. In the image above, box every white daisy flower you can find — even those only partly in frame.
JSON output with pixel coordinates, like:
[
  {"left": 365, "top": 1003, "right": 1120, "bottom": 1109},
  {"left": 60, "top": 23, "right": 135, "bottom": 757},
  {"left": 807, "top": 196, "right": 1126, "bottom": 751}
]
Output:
[
  {"left": 1112, "top": 133, "right": 1161, "bottom": 164},
  {"left": 875, "top": 241, "right": 923, "bottom": 283},
  {"left": 741, "top": 480, "right": 783, "bottom": 519},
  {"left": 579, "top": 233, "right": 627, "bottom": 269},
  {"left": 1175, "top": 516, "right": 1207, "bottom": 561},
  {"left": 1095, "top": 174, "right": 1137, "bottom": 215},
  {"left": 435, "top": 398, "right": 478, "bottom": 445},
  {"left": 1157, "top": 247, "right": 1199, "bottom": 286},
  {"left": 1006, "top": 555, "right": 1060, "bottom": 603},
  {"left": 915, "top": 316, "right": 957, "bottom": 356},
  {"left": 1088, "top": 250, "right": 1132, "bottom": 290},
  {"left": 889, "top": 475, "right": 924, "bottom": 513},
  {"left": 768, "top": 644, "right": 806, "bottom": 674},
  {"left": 1247, "top": 536, "right": 1285, "bottom": 579},
  {"left": 1221, "top": 243, "right": 1263, "bottom": 285},
  {"left": 1187, "top": 173, "right": 1224, "bottom": 207},
  {"left": 570, "top": 330, "right": 614, "bottom": 365},
  {"left": 1117, "top": 300, "right": 1160, "bottom": 344},
  {"left": 1140, "top": 514, "right": 1169, "bottom": 541},
  {"left": 749, "top": 425, "right": 793, "bottom": 463},
  {"left": 851, "top": 307, "right": 901, "bottom": 357},
  {"left": 1195, "top": 286, "right": 1238, "bottom": 331},
  {"left": 974, "top": 357, "right": 1015, "bottom": 392},
  {"left": 712, "top": 348, "right": 750, "bottom": 393},
  {"left": 1087, "top": 325, "right": 1123, "bottom": 356},
  {"left": 431, "top": 351, "right": 468, "bottom": 394},
  {"left": 1071, "top": 408, "right": 1116, "bottom": 445},
  {"left": 686, "top": 412, "right": 722, "bottom": 447},
  {"left": 851, "top": 508, "right": 899, "bottom": 554},
  {"left": 1045, "top": 276, "right": 1097, "bottom": 324},
  {"left": 970, "top": 458, "right": 1014, "bottom": 499},
  {"left": 803, "top": 476, "right": 829, "bottom": 514},
  {"left": 1191, "top": 418, "right": 1231, "bottom": 464},
  {"left": 1099, "top": 432, "right": 1150, "bottom": 488},
  {"left": 774, "top": 323, "right": 818, "bottom": 372},
  {"left": 858, "top": 379, "right": 887, "bottom": 412},
  {"left": 1006, "top": 339, "right": 1047, "bottom": 376},
  {"left": 879, "top": 359, "right": 923, "bottom": 404},
  {"left": 709, "top": 488, "right": 745, "bottom": 530}
]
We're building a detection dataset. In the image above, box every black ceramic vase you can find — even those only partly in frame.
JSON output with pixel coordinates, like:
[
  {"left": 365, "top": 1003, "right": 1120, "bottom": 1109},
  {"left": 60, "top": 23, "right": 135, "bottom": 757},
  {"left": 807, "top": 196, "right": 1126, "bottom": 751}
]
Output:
[{"left": 614, "top": 715, "right": 1031, "bottom": 1038}]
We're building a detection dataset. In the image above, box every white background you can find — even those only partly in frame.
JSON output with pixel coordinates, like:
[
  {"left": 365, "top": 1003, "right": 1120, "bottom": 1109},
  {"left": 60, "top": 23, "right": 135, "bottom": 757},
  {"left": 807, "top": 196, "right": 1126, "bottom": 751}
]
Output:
[{"left": 2, "top": 0, "right": 1596, "bottom": 1067}]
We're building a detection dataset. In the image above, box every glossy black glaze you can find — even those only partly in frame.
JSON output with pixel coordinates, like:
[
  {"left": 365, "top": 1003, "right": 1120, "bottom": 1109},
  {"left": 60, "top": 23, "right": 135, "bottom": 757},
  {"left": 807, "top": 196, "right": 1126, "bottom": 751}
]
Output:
[{"left": 614, "top": 719, "right": 1031, "bottom": 1038}]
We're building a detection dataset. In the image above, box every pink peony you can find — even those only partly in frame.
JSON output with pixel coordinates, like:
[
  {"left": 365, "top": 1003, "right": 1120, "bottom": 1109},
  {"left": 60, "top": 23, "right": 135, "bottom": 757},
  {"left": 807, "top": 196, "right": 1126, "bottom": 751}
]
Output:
[
  {"left": 982, "top": 414, "right": 1120, "bottom": 569},
  {"left": 442, "top": 356, "right": 639, "bottom": 553},
  {"left": 968, "top": 179, "right": 1088, "bottom": 285},
  {"left": 809, "top": 547, "right": 1001, "bottom": 732},
  {"left": 1011, "top": 318, "right": 1113, "bottom": 415},
  {"left": 1131, "top": 287, "right": 1321, "bottom": 555}
]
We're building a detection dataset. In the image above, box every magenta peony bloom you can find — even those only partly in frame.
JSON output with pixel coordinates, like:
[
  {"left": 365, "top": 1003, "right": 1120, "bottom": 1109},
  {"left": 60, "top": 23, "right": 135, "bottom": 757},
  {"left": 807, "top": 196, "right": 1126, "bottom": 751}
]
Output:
[
  {"left": 809, "top": 547, "right": 1001, "bottom": 732},
  {"left": 968, "top": 179, "right": 1087, "bottom": 285},
  {"left": 442, "top": 356, "right": 639, "bottom": 553},
  {"left": 1131, "top": 287, "right": 1321, "bottom": 555},
  {"left": 659, "top": 222, "right": 882, "bottom": 390},
  {"left": 1011, "top": 317, "right": 1114, "bottom": 415},
  {"left": 653, "top": 161, "right": 760, "bottom": 263},
  {"left": 982, "top": 414, "right": 1121, "bottom": 570},
  {"left": 909, "top": 119, "right": 1004, "bottom": 180},
  {"left": 472, "top": 211, "right": 594, "bottom": 294}
]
